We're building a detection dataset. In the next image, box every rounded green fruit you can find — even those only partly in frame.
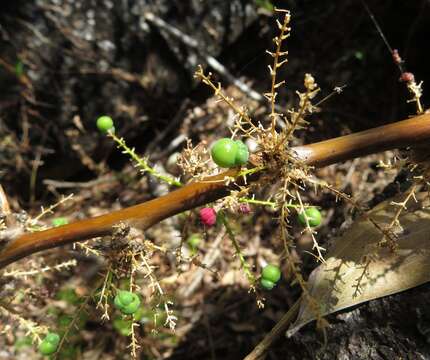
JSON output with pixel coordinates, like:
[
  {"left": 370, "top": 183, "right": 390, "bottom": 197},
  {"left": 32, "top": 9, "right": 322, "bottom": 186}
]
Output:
[
  {"left": 114, "top": 291, "right": 141, "bottom": 314},
  {"left": 122, "top": 300, "right": 141, "bottom": 315},
  {"left": 211, "top": 138, "right": 238, "bottom": 168},
  {"left": 38, "top": 332, "right": 60, "bottom": 355},
  {"left": 44, "top": 333, "right": 60, "bottom": 346},
  {"left": 260, "top": 278, "right": 275, "bottom": 290},
  {"left": 187, "top": 234, "right": 201, "bottom": 249},
  {"left": 39, "top": 340, "right": 57, "bottom": 355},
  {"left": 96, "top": 115, "right": 114, "bottom": 133},
  {"left": 234, "top": 140, "right": 249, "bottom": 165},
  {"left": 298, "top": 207, "right": 322, "bottom": 227},
  {"left": 115, "top": 290, "right": 134, "bottom": 306},
  {"left": 261, "top": 264, "right": 281, "bottom": 283}
]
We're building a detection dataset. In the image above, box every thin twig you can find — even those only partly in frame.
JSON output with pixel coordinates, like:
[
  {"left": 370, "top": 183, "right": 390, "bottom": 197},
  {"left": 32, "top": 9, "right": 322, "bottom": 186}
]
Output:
[{"left": 244, "top": 299, "right": 300, "bottom": 360}]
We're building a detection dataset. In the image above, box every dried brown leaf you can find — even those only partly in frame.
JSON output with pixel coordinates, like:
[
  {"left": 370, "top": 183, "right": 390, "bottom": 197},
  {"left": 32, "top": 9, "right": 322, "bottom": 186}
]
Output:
[{"left": 288, "top": 192, "right": 430, "bottom": 336}]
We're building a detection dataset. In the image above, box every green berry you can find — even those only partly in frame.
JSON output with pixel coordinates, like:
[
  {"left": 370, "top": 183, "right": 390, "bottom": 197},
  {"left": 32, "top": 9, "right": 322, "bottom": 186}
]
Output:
[
  {"left": 187, "top": 234, "right": 201, "bottom": 249},
  {"left": 122, "top": 301, "right": 141, "bottom": 314},
  {"left": 260, "top": 278, "right": 275, "bottom": 290},
  {"left": 39, "top": 340, "right": 57, "bottom": 355},
  {"left": 114, "top": 291, "right": 141, "bottom": 315},
  {"left": 38, "top": 332, "right": 60, "bottom": 355},
  {"left": 298, "top": 207, "right": 322, "bottom": 227},
  {"left": 115, "top": 291, "right": 134, "bottom": 306},
  {"left": 44, "top": 333, "right": 60, "bottom": 346},
  {"left": 52, "top": 217, "right": 69, "bottom": 227},
  {"left": 96, "top": 115, "right": 114, "bottom": 133},
  {"left": 234, "top": 140, "right": 249, "bottom": 165},
  {"left": 261, "top": 264, "right": 281, "bottom": 283},
  {"left": 211, "top": 138, "right": 238, "bottom": 168}
]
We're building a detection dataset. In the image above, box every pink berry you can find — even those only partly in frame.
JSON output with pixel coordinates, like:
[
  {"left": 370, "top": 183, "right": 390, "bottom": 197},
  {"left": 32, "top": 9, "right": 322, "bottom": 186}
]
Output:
[
  {"left": 392, "top": 49, "right": 402, "bottom": 65},
  {"left": 399, "top": 72, "right": 414, "bottom": 83},
  {"left": 199, "top": 207, "right": 217, "bottom": 227},
  {"left": 239, "top": 203, "right": 251, "bottom": 214}
]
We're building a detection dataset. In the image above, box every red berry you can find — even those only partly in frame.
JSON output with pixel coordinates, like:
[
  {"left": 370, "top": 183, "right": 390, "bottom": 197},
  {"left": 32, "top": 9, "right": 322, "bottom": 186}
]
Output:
[
  {"left": 399, "top": 72, "right": 414, "bottom": 83},
  {"left": 199, "top": 207, "right": 217, "bottom": 227}
]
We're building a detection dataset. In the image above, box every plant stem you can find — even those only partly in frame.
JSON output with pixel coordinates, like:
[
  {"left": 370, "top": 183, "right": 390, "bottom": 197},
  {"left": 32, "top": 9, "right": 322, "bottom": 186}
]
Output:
[
  {"left": 293, "top": 113, "right": 430, "bottom": 167},
  {"left": 243, "top": 299, "right": 301, "bottom": 360}
]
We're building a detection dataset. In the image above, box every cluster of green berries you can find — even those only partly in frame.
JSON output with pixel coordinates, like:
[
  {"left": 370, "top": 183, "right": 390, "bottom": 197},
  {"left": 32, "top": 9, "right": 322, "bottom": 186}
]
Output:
[
  {"left": 38, "top": 332, "right": 60, "bottom": 356},
  {"left": 211, "top": 138, "right": 249, "bottom": 168},
  {"left": 297, "top": 207, "right": 322, "bottom": 227},
  {"left": 114, "top": 290, "right": 141, "bottom": 315},
  {"left": 260, "top": 264, "right": 281, "bottom": 290},
  {"left": 96, "top": 115, "right": 115, "bottom": 134}
]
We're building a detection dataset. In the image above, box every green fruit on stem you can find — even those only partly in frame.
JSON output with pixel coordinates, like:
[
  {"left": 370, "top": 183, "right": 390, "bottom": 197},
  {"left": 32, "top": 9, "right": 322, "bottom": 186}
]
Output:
[
  {"left": 115, "top": 291, "right": 134, "bottom": 306},
  {"left": 260, "top": 278, "right": 276, "bottom": 290},
  {"left": 234, "top": 140, "right": 249, "bottom": 165},
  {"left": 44, "top": 333, "right": 60, "bottom": 346},
  {"left": 211, "top": 138, "right": 238, "bottom": 168},
  {"left": 114, "top": 291, "right": 141, "bottom": 315},
  {"left": 298, "top": 207, "right": 322, "bottom": 227},
  {"left": 38, "top": 332, "right": 60, "bottom": 355},
  {"left": 39, "top": 340, "right": 57, "bottom": 355},
  {"left": 187, "top": 234, "right": 201, "bottom": 249},
  {"left": 96, "top": 115, "right": 114, "bottom": 133},
  {"left": 122, "top": 302, "right": 141, "bottom": 314},
  {"left": 211, "top": 138, "right": 249, "bottom": 168},
  {"left": 261, "top": 264, "right": 281, "bottom": 283}
]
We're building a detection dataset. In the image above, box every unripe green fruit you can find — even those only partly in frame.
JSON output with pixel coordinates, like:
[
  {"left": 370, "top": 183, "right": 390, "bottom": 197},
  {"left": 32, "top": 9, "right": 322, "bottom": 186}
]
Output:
[
  {"left": 114, "top": 291, "right": 141, "bottom": 315},
  {"left": 38, "top": 332, "right": 60, "bottom": 355},
  {"left": 260, "top": 278, "right": 275, "bottom": 290},
  {"left": 211, "top": 138, "right": 249, "bottom": 168},
  {"left": 234, "top": 140, "right": 249, "bottom": 165},
  {"left": 44, "top": 333, "right": 60, "bottom": 346},
  {"left": 211, "top": 138, "right": 238, "bottom": 168},
  {"left": 39, "top": 340, "right": 57, "bottom": 355},
  {"left": 115, "top": 291, "right": 134, "bottom": 306},
  {"left": 187, "top": 234, "right": 201, "bottom": 248},
  {"left": 298, "top": 207, "right": 322, "bottom": 227},
  {"left": 96, "top": 115, "right": 114, "bottom": 133},
  {"left": 122, "top": 301, "right": 141, "bottom": 314},
  {"left": 261, "top": 264, "right": 281, "bottom": 283}
]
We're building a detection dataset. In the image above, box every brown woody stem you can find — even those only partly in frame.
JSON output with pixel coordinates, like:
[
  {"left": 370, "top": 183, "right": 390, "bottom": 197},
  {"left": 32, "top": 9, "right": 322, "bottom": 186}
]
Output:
[
  {"left": 1, "top": 113, "right": 430, "bottom": 269},
  {"left": 293, "top": 113, "right": 430, "bottom": 167}
]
